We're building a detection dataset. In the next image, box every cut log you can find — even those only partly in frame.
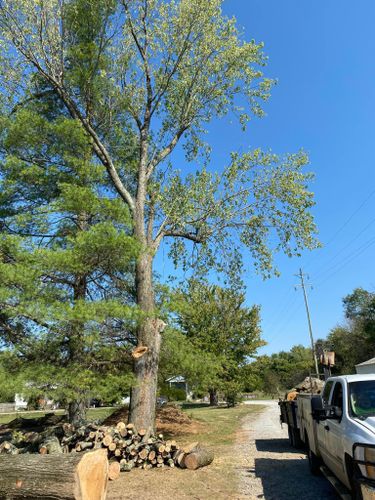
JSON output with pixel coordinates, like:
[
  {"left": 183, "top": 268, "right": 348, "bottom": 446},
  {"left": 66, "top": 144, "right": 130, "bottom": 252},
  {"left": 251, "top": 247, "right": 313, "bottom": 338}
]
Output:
[
  {"left": 174, "top": 449, "right": 186, "bottom": 468},
  {"left": 0, "top": 448, "right": 108, "bottom": 499},
  {"left": 108, "top": 460, "right": 121, "bottom": 481},
  {"left": 39, "top": 436, "right": 63, "bottom": 455},
  {"left": 183, "top": 445, "right": 214, "bottom": 470},
  {"left": 102, "top": 435, "right": 113, "bottom": 447},
  {"left": 183, "top": 441, "right": 199, "bottom": 454}
]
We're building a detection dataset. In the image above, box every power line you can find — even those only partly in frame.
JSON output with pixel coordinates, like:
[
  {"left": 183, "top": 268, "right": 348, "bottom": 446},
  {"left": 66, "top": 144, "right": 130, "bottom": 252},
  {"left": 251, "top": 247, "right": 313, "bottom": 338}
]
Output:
[
  {"left": 316, "top": 235, "right": 375, "bottom": 287},
  {"left": 304, "top": 188, "right": 375, "bottom": 273},
  {"left": 311, "top": 216, "right": 375, "bottom": 281}
]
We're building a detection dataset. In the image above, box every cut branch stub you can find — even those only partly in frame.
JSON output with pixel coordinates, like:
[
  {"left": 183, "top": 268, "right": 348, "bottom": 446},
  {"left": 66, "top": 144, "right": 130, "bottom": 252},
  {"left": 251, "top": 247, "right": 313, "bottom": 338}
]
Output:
[{"left": 132, "top": 346, "right": 148, "bottom": 359}]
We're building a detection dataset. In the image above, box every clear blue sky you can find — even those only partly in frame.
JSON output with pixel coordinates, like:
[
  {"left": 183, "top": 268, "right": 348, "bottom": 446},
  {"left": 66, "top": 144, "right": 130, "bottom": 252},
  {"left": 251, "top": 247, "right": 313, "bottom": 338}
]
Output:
[{"left": 158, "top": 1, "right": 375, "bottom": 355}]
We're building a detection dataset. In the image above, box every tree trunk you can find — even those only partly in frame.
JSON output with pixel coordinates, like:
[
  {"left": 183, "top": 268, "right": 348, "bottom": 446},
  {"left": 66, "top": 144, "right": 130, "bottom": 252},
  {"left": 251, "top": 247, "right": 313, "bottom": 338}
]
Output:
[
  {"left": 209, "top": 389, "right": 218, "bottom": 406},
  {"left": 0, "top": 449, "right": 108, "bottom": 499},
  {"left": 128, "top": 252, "right": 164, "bottom": 437},
  {"left": 68, "top": 398, "right": 88, "bottom": 427}
]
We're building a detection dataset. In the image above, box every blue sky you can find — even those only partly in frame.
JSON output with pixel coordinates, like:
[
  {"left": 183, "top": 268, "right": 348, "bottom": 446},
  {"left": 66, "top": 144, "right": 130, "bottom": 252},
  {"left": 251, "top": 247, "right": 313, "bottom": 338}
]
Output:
[
  {"left": 157, "top": 1, "right": 375, "bottom": 356},
  {"left": 224, "top": 0, "right": 375, "bottom": 355}
]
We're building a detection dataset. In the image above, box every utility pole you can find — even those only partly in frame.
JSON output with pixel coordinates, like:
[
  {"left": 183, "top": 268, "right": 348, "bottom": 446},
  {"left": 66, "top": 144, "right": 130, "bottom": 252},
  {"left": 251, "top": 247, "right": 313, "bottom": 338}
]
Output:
[{"left": 295, "top": 268, "right": 320, "bottom": 377}]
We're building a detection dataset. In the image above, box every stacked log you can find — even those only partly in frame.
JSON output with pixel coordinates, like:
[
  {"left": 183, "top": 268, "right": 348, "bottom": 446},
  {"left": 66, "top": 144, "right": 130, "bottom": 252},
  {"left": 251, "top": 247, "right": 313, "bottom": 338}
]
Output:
[{"left": 0, "top": 418, "right": 214, "bottom": 474}]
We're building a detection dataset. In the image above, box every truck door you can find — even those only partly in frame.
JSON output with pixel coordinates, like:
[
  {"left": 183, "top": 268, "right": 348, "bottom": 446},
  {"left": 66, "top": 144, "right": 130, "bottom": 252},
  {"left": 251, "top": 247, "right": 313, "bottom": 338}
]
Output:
[
  {"left": 316, "top": 380, "right": 334, "bottom": 462},
  {"left": 324, "top": 381, "right": 347, "bottom": 484}
]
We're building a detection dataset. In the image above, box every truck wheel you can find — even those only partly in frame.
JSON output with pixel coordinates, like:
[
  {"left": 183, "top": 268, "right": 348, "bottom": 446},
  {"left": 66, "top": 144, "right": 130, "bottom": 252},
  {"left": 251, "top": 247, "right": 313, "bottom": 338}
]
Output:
[{"left": 306, "top": 437, "right": 321, "bottom": 475}]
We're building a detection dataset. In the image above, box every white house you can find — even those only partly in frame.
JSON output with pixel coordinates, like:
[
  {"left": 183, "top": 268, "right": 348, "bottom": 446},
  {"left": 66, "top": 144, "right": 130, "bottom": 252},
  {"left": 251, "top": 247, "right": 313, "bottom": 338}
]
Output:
[{"left": 356, "top": 358, "right": 375, "bottom": 375}]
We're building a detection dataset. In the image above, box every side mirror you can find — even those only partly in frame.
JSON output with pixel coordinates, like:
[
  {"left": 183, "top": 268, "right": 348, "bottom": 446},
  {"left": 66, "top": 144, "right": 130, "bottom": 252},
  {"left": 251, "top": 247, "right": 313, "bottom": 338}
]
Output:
[{"left": 328, "top": 406, "right": 342, "bottom": 420}]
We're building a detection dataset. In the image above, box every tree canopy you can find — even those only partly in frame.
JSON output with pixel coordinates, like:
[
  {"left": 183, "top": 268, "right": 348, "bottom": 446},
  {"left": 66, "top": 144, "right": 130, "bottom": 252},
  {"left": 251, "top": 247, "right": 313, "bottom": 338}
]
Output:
[
  {"left": 0, "top": 94, "right": 139, "bottom": 422},
  {"left": 173, "top": 280, "right": 264, "bottom": 404},
  {"left": 0, "top": 0, "right": 319, "bottom": 430}
]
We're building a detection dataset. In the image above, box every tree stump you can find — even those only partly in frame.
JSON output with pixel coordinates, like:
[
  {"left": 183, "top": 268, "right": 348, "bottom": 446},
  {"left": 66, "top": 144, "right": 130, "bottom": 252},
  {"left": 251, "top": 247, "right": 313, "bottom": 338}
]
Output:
[{"left": 0, "top": 449, "right": 108, "bottom": 499}]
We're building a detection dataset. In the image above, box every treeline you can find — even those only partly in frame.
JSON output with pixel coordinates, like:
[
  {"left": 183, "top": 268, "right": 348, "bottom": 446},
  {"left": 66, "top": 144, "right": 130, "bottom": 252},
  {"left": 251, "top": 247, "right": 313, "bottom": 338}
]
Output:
[
  {"left": 244, "top": 287, "right": 375, "bottom": 396},
  {"left": 318, "top": 287, "right": 375, "bottom": 374},
  {"left": 243, "top": 345, "right": 314, "bottom": 396}
]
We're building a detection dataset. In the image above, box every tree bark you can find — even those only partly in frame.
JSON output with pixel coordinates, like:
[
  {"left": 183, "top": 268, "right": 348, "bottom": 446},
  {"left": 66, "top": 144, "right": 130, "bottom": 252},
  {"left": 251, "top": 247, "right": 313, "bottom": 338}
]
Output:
[
  {"left": 68, "top": 399, "right": 88, "bottom": 427},
  {"left": 68, "top": 211, "right": 90, "bottom": 425},
  {"left": 209, "top": 389, "right": 218, "bottom": 406},
  {"left": 0, "top": 449, "right": 108, "bottom": 499},
  {"left": 128, "top": 251, "right": 164, "bottom": 437}
]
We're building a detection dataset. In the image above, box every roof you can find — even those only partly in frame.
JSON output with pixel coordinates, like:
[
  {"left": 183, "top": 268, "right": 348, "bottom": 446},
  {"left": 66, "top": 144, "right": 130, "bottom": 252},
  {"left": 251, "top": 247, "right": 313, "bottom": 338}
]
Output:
[
  {"left": 328, "top": 374, "right": 375, "bottom": 383},
  {"left": 166, "top": 376, "right": 186, "bottom": 383},
  {"left": 355, "top": 358, "right": 375, "bottom": 367}
]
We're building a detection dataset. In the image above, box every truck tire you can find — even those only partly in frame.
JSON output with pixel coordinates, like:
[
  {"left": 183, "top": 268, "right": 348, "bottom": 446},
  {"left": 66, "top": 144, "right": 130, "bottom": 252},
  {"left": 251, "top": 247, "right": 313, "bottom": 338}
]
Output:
[
  {"left": 306, "top": 436, "right": 321, "bottom": 476},
  {"left": 346, "top": 457, "right": 363, "bottom": 500}
]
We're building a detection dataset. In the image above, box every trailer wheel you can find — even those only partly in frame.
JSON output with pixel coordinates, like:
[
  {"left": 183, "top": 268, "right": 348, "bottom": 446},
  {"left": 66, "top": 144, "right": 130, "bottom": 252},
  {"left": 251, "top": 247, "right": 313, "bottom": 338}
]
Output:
[
  {"left": 306, "top": 435, "right": 321, "bottom": 475},
  {"left": 288, "top": 426, "right": 294, "bottom": 447},
  {"left": 293, "top": 428, "right": 303, "bottom": 449}
]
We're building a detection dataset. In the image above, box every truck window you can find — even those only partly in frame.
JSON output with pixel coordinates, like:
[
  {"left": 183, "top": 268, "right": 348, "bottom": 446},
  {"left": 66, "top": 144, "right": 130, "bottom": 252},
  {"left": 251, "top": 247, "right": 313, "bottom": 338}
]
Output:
[
  {"left": 349, "top": 380, "right": 375, "bottom": 419},
  {"left": 322, "top": 381, "right": 334, "bottom": 405},
  {"left": 331, "top": 382, "right": 343, "bottom": 412}
]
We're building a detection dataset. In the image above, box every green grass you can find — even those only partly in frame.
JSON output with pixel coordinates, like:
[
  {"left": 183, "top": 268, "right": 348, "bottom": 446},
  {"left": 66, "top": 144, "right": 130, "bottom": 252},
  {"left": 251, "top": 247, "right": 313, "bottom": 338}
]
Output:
[
  {"left": 0, "top": 403, "right": 263, "bottom": 447},
  {"left": 178, "top": 403, "right": 264, "bottom": 446},
  {"left": 0, "top": 407, "right": 116, "bottom": 426}
]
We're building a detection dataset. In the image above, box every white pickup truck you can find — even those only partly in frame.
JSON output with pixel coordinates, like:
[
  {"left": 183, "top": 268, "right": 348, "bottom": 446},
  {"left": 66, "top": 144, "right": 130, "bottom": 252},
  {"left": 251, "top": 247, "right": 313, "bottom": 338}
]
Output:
[{"left": 282, "top": 374, "right": 375, "bottom": 499}]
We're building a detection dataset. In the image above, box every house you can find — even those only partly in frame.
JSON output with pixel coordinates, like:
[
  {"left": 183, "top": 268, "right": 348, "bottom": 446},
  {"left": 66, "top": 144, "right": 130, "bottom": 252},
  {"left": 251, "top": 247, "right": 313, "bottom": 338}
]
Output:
[
  {"left": 166, "top": 376, "right": 193, "bottom": 401},
  {"left": 355, "top": 358, "right": 375, "bottom": 374}
]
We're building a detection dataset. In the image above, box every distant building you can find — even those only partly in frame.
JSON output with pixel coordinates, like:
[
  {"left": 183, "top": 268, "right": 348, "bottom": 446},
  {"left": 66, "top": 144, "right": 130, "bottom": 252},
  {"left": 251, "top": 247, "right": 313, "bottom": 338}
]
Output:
[
  {"left": 14, "top": 394, "right": 28, "bottom": 411},
  {"left": 356, "top": 358, "right": 375, "bottom": 374},
  {"left": 166, "top": 376, "right": 193, "bottom": 400}
]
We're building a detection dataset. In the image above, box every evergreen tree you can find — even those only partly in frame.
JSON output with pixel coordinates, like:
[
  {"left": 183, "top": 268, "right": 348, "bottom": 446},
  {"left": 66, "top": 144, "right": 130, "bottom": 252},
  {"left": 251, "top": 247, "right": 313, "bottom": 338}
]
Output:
[{"left": 0, "top": 102, "right": 138, "bottom": 424}]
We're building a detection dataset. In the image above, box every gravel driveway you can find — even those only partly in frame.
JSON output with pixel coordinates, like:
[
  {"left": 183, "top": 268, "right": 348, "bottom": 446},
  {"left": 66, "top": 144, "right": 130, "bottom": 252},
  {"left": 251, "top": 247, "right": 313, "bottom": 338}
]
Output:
[{"left": 237, "top": 401, "right": 339, "bottom": 499}]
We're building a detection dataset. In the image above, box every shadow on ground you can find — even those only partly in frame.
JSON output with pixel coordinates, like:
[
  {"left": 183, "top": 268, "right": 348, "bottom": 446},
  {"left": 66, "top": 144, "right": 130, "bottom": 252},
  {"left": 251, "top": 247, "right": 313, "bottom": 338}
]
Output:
[
  {"left": 240, "top": 438, "right": 339, "bottom": 500},
  {"left": 255, "top": 438, "right": 302, "bottom": 453}
]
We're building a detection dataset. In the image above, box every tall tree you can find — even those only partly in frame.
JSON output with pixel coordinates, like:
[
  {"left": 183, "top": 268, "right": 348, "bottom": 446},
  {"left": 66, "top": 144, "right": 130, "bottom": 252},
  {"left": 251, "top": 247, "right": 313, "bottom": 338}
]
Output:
[
  {"left": 0, "top": 102, "right": 138, "bottom": 424},
  {"left": 0, "top": 0, "right": 319, "bottom": 433},
  {"left": 174, "top": 280, "right": 264, "bottom": 405}
]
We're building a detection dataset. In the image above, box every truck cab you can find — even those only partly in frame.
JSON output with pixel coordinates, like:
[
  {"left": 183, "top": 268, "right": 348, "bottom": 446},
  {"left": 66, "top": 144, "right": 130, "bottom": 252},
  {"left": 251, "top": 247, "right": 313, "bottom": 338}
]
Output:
[{"left": 299, "top": 374, "right": 375, "bottom": 498}]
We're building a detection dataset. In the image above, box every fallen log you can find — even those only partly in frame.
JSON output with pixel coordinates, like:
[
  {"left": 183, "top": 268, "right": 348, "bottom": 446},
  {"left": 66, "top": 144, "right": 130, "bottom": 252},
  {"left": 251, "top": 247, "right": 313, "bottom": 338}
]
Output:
[
  {"left": 183, "top": 444, "right": 214, "bottom": 470},
  {"left": 0, "top": 448, "right": 108, "bottom": 499}
]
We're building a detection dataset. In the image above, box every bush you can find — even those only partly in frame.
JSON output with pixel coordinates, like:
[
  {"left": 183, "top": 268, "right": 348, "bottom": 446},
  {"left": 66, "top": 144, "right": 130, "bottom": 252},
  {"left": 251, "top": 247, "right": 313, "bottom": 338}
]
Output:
[{"left": 160, "top": 385, "right": 186, "bottom": 401}]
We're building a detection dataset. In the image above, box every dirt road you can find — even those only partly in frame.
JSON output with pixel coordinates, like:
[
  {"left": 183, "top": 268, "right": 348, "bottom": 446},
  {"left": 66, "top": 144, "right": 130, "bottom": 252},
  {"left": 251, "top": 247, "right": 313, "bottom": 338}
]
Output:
[{"left": 237, "top": 400, "right": 338, "bottom": 499}]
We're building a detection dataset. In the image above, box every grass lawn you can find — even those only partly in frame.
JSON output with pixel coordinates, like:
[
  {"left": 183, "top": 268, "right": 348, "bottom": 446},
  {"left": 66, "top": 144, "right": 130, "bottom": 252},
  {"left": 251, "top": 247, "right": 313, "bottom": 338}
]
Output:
[{"left": 179, "top": 403, "right": 261, "bottom": 446}]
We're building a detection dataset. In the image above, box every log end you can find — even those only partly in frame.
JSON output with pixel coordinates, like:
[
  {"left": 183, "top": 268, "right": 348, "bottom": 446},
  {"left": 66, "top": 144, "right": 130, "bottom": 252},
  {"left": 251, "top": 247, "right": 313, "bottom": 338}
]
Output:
[{"left": 76, "top": 449, "right": 108, "bottom": 500}]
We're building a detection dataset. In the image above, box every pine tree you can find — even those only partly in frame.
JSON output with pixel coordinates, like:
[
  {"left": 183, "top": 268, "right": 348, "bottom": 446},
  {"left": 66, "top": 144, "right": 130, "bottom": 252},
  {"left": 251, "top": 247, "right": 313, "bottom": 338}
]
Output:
[{"left": 0, "top": 100, "right": 138, "bottom": 424}]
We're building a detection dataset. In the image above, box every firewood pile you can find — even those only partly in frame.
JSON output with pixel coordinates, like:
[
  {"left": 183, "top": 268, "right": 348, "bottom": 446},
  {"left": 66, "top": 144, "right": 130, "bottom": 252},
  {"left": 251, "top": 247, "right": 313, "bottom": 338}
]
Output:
[
  {"left": 285, "top": 376, "right": 325, "bottom": 401},
  {"left": 0, "top": 415, "right": 213, "bottom": 478}
]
